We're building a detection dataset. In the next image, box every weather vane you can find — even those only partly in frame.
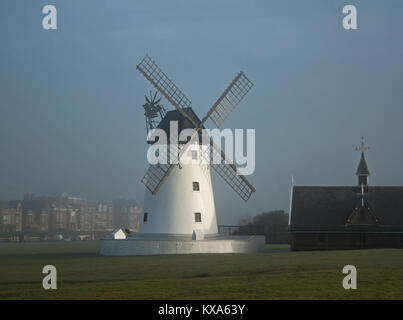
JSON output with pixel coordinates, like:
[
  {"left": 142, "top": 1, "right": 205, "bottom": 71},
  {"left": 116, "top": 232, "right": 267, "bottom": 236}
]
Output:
[{"left": 356, "top": 136, "right": 369, "bottom": 153}]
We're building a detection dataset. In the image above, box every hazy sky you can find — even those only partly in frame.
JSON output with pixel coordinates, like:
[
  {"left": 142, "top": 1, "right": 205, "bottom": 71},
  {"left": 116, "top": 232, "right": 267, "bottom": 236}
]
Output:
[{"left": 1, "top": 1, "right": 403, "bottom": 223}]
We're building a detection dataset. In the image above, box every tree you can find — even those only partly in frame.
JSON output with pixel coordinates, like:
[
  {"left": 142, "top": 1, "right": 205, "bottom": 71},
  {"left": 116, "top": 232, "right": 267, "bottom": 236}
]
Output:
[{"left": 234, "top": 210, "right": 289, "bottom": 244}]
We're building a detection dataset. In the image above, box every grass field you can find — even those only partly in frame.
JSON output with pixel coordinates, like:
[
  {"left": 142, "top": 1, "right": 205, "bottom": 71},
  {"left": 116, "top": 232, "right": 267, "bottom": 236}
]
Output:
[{"left": 0, "top": 241, "right": 402, "bottom": 300}]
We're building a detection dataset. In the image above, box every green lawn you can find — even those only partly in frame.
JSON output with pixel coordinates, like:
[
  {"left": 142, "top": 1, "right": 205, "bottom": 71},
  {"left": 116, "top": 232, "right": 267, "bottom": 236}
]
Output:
[{"left": 0, "top": 241, "right": 402, "bottom": 300}]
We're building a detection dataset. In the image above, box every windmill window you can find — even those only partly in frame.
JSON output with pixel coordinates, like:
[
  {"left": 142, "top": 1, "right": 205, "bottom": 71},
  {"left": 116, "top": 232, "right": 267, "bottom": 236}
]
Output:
[
  {"left": 191, "top": 150, "right": 198, "bottom": 160},
  {"left": 194, "top": 212, "right": 202, "bottom": 222},
  {"left": 143, "top": 212, "right": 148, "bottom": 222},
  {"left": 193, "top": 181, "right": 200, "bottom": 191}
]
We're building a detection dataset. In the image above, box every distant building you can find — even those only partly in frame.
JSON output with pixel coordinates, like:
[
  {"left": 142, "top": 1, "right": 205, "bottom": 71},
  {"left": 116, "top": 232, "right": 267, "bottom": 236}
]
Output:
[
  {"left": 0, "top": 192, "right": 141, "bottom": 239},
  {"left": 0, "top": 202, "right": 22, "bottom": 235},
  {"left": 24, "top": 210, "right": 36, "bottom": 229},
  {"left": 95, "top": 201, "right": 114, "bottom": 231},
  {"left": 77, "top": 205, "right": 95, "bottom": 232},
  {"left": 39, "top": 211, "right": 49, "bottom": 231},
  {"left": 111, "top": 199, "right": 142, "bottom": 232},
  {"left": 50, "top": 205, "right": 68, "bottom": 230},
  {"left": 95, "top": 200, "right": 141, "bottom": 233},
  {"left": 289, "top": 139, "right": 403, "bottom": 251}
]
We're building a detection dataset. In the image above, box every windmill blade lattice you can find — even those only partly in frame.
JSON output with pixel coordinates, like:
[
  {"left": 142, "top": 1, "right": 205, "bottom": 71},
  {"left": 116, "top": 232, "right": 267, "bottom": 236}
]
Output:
[
  {"left": 137, "top": 55, "right": 192, "bottom": 111},
  {"left": 141, "top": 142, "right": 181, "bottom": 194},
  {"left": 200, "top": 140, "right": 255, "bottom": 202},
  {"left": 141, "top": 163, "right": 173, "bottom": 194},
  {"left": 203, "top": 71, "right": 254, "bottom": 128}
]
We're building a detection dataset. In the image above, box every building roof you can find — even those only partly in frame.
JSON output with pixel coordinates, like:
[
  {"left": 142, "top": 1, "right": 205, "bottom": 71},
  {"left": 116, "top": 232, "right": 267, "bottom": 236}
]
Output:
[
  {"left": 290, "top": 186, "right": 403, "bottom": 232},
  {"left": 149, "top": 107, "right": 204, "bottom": 144},
  {"left": 346, "top": 198, "right": 379, "bottom": 225},
  {"left": 356, "top": 152, "right": 370, "bottom": 176}
]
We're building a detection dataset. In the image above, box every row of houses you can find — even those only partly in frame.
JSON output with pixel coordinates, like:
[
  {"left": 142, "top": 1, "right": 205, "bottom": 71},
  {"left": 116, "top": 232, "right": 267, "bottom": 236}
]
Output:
[{"left": 0, "top": 193, "right": 142, "bottom": 239}]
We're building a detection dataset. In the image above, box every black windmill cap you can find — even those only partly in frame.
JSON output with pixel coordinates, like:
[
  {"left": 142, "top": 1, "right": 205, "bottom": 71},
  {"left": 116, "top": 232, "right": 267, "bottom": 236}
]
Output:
[{"left": 148, "top": 107, "right": 206, "bottom": 144}]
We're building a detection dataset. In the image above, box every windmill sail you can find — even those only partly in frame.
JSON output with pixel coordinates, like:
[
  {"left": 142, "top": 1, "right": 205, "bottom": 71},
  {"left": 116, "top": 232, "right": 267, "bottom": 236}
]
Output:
[
  {"left": 196, "top": 71, "right": 255, "bottom": 201},
  {"left": 200, "top": 139, "right": 255, "bottom": 202},
  {"left": 140, "top": 141, "right": 180, "bottom": 194},
  {"left": 203, "top": 71, "right": 253, "bottom": 128},
  {"left": 137, "top": 54, "right": 192, "bottom": 111},
  {"left": 141, "top": 163, "right": 174, "bottom": 194}
]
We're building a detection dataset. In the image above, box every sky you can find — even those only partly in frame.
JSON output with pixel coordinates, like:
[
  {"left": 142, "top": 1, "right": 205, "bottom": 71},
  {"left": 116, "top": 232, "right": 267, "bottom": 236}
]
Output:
[{"left": 1, "top": 1, "right": 403, "bottom": 224}]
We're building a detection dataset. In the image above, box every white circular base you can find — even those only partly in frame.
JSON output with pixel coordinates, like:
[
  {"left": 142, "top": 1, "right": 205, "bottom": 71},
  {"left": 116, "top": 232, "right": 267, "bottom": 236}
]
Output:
[{"left": 99, "top": 235, "right": 266, "bottom": 256}]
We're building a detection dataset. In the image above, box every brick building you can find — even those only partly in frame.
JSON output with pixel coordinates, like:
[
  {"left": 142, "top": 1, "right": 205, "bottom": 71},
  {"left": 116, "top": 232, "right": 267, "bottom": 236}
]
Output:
[
  {"left": 0, "top": 201, "right": 22, "bottom": 235},
  {"left": 289, "top": 139, "right": 403, "bottom": 251}
]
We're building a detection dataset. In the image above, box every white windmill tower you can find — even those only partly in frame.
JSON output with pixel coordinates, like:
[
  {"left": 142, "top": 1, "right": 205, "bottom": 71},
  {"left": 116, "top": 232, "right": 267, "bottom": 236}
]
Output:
[{"left": 136, "top": 55, "right": 255, "bottom": 238}]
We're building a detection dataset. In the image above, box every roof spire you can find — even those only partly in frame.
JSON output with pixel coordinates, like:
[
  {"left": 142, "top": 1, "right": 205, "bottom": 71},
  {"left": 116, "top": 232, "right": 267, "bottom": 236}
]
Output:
[{"left": 355, "top": 137, "right": 370, "bottom": 186}]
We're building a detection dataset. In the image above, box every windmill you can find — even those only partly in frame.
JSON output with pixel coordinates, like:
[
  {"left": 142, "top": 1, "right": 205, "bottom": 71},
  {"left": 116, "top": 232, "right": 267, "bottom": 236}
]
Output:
[{"left": 137, "top": 54, "right": 255, "bottom": 237}]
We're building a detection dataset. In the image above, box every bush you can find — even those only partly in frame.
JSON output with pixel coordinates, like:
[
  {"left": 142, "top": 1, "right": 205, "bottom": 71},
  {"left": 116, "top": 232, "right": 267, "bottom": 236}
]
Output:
[{"left": 234, "top": 210, "right": 289, "bottom": 244}]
